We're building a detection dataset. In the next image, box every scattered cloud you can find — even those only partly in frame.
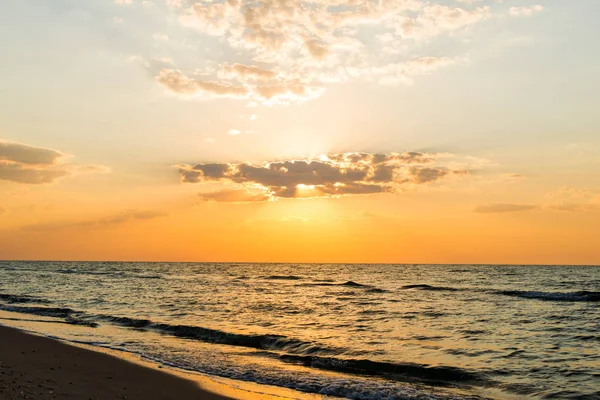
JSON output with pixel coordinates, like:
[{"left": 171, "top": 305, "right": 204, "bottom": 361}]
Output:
[
  {"left": 474, "top": 204, "right": 537, "bottom": 213},
  {"left": 204, "top": 137, "right": 216, "bottom": 143},
  {"left": 0, "top": 139, "right": 108, "bottom": 185},
  {"left": 149, "top": 0, "right": 536, "bottom": 105},
  {"left": 180, "top": 152, "right": 472, "bottom": 202},
  {"left": 397, "top": 5, "right": 490, "bottom": 40},
  {"left": 228, "top": 129, "right": 242, "bottom": 135},
  {"left": 114, "top": 0, "right": 133, "bottom": 4},
  {"left": 221, "top": 63, "right": 278, "bottom": 81},
  {"left": 22, "top": 210, "right": 166, "bottom": 231},
  {"left": 509, "top": 5, "right": 544, "bottom": 17},
  {"left": 155, "top": 68, "right": 324, "bottom": 105},
  {"left": 156, "top": 69, "right": 248, "bottom": 98}
]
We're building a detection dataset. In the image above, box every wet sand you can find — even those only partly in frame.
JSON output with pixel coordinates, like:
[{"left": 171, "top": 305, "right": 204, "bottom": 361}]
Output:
[{"left": 0, "top": 325, "right": 232, "bottom": 400}]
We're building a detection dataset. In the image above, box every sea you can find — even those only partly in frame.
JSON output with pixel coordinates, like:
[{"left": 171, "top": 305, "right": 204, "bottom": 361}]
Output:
[{"left": 0, "top": 261, "right": 598, "bottom": 400}]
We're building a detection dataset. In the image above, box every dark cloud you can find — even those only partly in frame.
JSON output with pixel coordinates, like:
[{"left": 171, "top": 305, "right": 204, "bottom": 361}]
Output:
[
  {"left": 181, "top": 152, "right": 469, "bottom": 201},
  {"left": 474, "top": 204, "right": 537, "bottom": 213},
  {"left": 408, "top": 167, "right": 466, "bottom": 184},
  {"left": 0, "top": 140, "right": 64, "bottom": 165},
  {"left": 22, "top": 210, "right": 166, "bottom": 231},
  {"left": 181, "top": 163, "right": 232, "bottom": 183}
]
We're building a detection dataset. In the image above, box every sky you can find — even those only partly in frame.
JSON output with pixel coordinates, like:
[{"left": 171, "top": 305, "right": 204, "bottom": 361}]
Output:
[{"left": 0, "top": 0, "right": 599, "bottom": 264}]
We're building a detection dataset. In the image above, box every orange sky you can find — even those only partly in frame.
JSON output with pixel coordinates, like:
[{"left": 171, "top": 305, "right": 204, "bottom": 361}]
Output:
[{"left": 1, "top": 1, "right": 599, "bottom": 264}]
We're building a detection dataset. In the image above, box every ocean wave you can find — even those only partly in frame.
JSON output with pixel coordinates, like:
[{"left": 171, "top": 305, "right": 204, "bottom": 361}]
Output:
[
  {"left": 262, "top": 275, "right": 303, "bottom": 280},
  {"left": 299, "top": 281, "right": 388, "bottom": 294},
  {"left": 278, "top": 354, "right": 486, "bottom": 385},
  {"left": 0, "top": 303, "right": 347, "bottom": 356},
  {"left": 400, "top": 284, "right": 462, "bottom": 291},
  {"left": 92, "top": 314, "right": 346, "bottom": 356},
  {"left": 55, "top": 268, "right": 125, "bottom": 277},
  {"left": 137, "top": 352, "right": 485, "bottom": 400},
  {"left": 301, "top": 280, "right": 369, "bottom": 287},
  {"left": 17, "top": 268, "right": 162, "bottom": 280},
  {"left": 0, "top": 293, "right": 51, "bottom": 304},
  {"left": 133, "top": 274, "right": 163, "bottom": 279},
  {"left": 0, "top": 305, "right": 77, "bottom": 318},
  {"left": 496, "top": 290, "right": 600, "bottom": 302}
]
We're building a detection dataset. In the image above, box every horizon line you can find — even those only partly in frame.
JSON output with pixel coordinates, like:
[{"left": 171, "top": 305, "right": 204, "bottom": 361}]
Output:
[{"left": 1, "top": 259, "right": 599, "bottom": 267}]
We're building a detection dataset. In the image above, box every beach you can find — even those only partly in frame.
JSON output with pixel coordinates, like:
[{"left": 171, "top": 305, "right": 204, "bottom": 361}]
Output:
[{"left": 0, "top": 324, "right": 235, "bottom": 400}]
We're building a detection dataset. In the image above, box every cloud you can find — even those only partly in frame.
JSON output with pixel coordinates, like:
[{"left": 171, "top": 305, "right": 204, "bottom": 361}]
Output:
[
  {"left": 0, "top": 139, "right": 108, "bottom": 185},
  {"left": 408, "top": 167, "right": 467, "bottom": 184},
  {"left": 148, "top": 0, "right": 518, "bottom": 105},
  {"left": 114, "top": 0, "right": 133, "bottom": 4},
  {"left": 156, "top": 69, "right": 323, "bottom": 105},
  {"left": 22, "top": 210, "right": 166, "bottom": 231},
  {"left": 474, "top": 204, "right": 537, "bottom": 213},
  {"left": 397, "top": 5, "right": 490, "bottom": 39},
  {"left": 0, "top": 162, "right": 71, "bottom": 184},
  {"left": 156, "top": 69, "right": 249, "bottom": 98},
  {"left": 509, "top": 6, "right": 544, "bottom": 17},
  {"left": 0, "top": 140, "right": 65, "bottom": 165},
  {"left": 221, "top": 63, "right": 278, "bottom": 81},
  {"left": 178, "top": 151, "right": 471, "bottom": 201}
]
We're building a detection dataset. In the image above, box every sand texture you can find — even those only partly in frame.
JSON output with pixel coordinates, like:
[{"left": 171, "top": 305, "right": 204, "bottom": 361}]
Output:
[{"left": 0, "top": 325, "right": 232, "bottom": 400}]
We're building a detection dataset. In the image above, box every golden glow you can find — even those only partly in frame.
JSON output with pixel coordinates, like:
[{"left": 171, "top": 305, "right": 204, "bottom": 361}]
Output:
[{"left": 0, "top": 2, "right": 599, "bottom": 264}]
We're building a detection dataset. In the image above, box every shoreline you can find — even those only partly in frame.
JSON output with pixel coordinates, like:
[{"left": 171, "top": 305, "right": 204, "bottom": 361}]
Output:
[{"left": 0, "top": 324, "right": 317, "bottom": 400}]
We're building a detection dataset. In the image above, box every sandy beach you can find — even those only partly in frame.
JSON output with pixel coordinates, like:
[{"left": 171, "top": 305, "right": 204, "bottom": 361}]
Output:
[{"left": 0, "top": 325, "right": 232, "bottom": 400}]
